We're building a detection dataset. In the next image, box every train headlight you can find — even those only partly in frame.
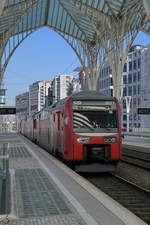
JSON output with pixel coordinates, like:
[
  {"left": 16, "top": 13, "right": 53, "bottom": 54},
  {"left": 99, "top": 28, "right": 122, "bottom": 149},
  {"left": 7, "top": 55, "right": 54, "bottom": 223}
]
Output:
[
  {"left": 76, "top": 137, "right": 90, "bottom": 144},
  {"left": 103, "top": 137, "right": 117, "bottom": 143}
]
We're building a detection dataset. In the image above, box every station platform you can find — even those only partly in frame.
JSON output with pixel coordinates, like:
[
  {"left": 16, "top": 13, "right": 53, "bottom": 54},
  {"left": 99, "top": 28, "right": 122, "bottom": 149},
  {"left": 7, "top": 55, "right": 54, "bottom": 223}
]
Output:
[
  {"left": 123, "top": 132, "right": 150, "bottom": 138},
  {"left": 123, "top": 134, "right": 150, "bottom": 149},
  {"left": 0, "top": 133, "right": 147, "bottom": 225}
]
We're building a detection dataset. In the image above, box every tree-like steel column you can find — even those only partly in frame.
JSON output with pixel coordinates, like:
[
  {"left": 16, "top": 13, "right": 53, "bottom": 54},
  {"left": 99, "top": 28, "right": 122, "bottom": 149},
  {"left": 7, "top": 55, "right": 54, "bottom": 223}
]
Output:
[
  {"left": 98, "top": 13, "right": 145, "bottom": 101},
  {"left": 69, "top": 0, "right": 147, "bottom": 101},
  {"left": 143, "top": 0, "right": 150, "bottom": 18},
  {"left": 0, "top": 0, "right": 6, "bottom": 16},
  {"left": 84, "top": 41, "right": 105, "bottom": 91},
  {"left": 0, "top": 0, "right": 42, "bottom": 85},
  {"left": 59, "top": 32, "right": 106, "bottom": 91}
]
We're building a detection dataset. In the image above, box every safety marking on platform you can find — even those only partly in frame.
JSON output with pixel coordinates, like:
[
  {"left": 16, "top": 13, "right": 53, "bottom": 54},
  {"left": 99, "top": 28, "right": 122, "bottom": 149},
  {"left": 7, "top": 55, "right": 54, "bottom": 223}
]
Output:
[
  {"left": 0, "top": 146, "right": 31, "bottom": 158},
  {"left": 22, "top": 140, "right": 99, "bottom": 225},
  {"left": 15, "top": 169, "right": 71, "bottom": 218}
]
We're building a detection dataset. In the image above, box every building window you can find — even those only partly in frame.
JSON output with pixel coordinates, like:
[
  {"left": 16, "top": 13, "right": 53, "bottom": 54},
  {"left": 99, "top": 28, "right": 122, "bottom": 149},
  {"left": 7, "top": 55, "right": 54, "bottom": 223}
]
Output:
[
  {"left": 123, "top": 99, "right": 126, "bottom": 108},
  {"left": 130, "top": 98, "right": 132, "bottom": 108},
  {"left": 123, "top": 87, "right": 127, "bottom": 96},
  {"left": 133, "top": 60, "right": 136, "bottom": 70},
  {"left": 129, "top": 61, "right": 132, "bottom": 71},
  {"left": 110, "top": 89, "right": 113, "bottom": 96},
  {"left": 110, "top": 78, "right": 113, "bottom": 85},
  {"left": 133, "top": 98, "right": 136, "bottom": 107},
  {"left": 133, "top": 73, "right": 136, "bottom": 82},
  {"left": 138, "top": 85, "right": 140, "bottom": 94},
  {"left": 133, "top": 86, "right": 136, "bottom": 95},
  {"left": 128, "top": 86, "right": 132, "bottom": 96},
  {"left": 138, "top": 72, "right": 140, "bottom": 81},
  {"left": 123, "top": 115, "right": 127, "bottom": 120},
  {"left": 138, "top": 58, "right": 140, "bottom": 68},
  {"left": 123, "top": 63, "right": 127, "bottom": 72},
  {"left": 138, "top": 98, "right": 140, "bottom": 106},
  {"left": 123, "top": 75, "right": 127, "bottom": 84},
  {"left": 128, "top": 74, "right": 132, "bottom": 83}
]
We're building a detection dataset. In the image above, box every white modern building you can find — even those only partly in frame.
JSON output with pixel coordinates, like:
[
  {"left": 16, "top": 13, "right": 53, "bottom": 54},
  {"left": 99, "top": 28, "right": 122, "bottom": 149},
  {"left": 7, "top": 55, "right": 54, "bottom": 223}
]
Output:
[
  {"left": 121, "top": 45, "right": 142, "bottom": 129},
  {"left": 15, "top": 91, "right": 29, "bottom": 120},
  {"left": 52, "top": 74, "right": 74, "bottom": 103},
  {"left": 140, "top": 44, "right": 150, "bottom": 128},
  {"left": 98, "top": 44, "right": 150, "bottom": 129},
  {"left": 29, "top": 80, "right": 51, "bottom": 116}
]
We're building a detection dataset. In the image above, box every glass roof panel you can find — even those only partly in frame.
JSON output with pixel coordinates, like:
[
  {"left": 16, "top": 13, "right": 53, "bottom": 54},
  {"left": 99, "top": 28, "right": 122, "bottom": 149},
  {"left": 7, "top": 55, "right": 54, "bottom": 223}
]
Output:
[{"left": 0, "top": 0, "right": 149, "bottom": 44}]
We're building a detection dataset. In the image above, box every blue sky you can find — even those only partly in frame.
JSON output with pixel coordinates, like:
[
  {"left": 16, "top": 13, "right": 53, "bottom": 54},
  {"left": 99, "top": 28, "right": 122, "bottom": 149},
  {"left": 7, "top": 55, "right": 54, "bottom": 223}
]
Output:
[{"left": 3, "top": 28, "right": 150, "bottom": 106}]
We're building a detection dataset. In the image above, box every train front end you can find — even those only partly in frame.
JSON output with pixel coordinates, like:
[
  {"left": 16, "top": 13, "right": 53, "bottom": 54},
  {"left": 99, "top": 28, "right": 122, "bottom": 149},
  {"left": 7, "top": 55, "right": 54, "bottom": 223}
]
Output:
[{"left": 72, "top": 91, "right": 121, "bottom": 172}]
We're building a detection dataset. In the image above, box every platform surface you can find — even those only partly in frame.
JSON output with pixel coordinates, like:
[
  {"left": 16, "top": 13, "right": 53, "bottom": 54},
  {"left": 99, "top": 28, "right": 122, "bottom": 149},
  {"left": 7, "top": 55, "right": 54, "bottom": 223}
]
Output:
[
  {"left": 0, "top": 133, "right": 147, "bottom": 225},
  {"left": 123, "top": 134, "right": 150, "bottom": 150}
]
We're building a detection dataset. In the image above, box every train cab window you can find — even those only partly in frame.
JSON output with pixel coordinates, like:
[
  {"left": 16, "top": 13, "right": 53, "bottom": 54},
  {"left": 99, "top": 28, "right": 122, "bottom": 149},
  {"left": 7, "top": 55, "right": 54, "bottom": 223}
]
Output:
[{"left": 73, "top": 103, "right": 118, "bottom": 133}]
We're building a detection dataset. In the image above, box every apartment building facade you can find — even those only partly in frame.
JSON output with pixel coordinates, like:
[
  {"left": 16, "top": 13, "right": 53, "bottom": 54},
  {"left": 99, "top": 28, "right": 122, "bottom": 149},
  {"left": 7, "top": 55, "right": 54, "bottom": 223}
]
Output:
[
  {"left": 29, "top": 80, "right": 51, "bottom": 116},
  {"left": 15, "top": 92, "right": 29, "bottom": 120},
  {"left": 52, "top": 74, "right": 74, "bottom": 103}
]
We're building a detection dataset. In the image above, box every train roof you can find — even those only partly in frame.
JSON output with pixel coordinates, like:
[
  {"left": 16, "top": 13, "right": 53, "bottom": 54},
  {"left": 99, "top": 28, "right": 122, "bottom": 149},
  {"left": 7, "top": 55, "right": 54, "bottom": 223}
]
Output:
[
  {"left": 71, "top": 91, "right": 115, "bottom": 101},
  {"left": 45, "top": 91, "right": 116, "bottom": 111},
  {"left": 32, "top": 91, "right": 116, "bottom": 116}
]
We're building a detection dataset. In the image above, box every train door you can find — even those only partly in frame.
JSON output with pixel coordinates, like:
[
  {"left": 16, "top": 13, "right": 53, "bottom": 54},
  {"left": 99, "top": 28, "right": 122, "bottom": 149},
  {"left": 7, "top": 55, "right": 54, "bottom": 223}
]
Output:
[
  {"left": 33, "top": 119, "right": 36, "bottom": 140},
  {"left": 60, "top": 111, "right": 65, "bottom": 154},
  {"left": 50, "top": 112, "right": 54, "bottom": 152},
  {"left": 57, "top": 112, "right": 61, "bottom": 151}
]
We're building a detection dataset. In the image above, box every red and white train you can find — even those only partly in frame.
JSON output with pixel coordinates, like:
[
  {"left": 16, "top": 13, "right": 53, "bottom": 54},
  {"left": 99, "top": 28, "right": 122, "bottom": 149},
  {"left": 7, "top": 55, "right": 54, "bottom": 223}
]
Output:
[{"left": 20, "top": 90, "right": 122, "bottom": 172}]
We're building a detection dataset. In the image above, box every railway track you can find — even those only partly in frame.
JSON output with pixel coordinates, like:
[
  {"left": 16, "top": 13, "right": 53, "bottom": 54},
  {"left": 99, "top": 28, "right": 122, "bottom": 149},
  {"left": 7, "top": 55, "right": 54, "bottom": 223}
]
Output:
[
  {"left": 83, "top": 173, "right": 150, "bottom": 225},
  {"left": 122, "top": 145, "right": 150, "bottom": 170}
]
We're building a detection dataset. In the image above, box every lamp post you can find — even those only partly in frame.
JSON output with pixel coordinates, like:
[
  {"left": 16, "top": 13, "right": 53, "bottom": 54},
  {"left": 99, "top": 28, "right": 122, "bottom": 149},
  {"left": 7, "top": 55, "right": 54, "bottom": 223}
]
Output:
[{"left": 125, "top": 96, "right": 131, "bottom": 132}]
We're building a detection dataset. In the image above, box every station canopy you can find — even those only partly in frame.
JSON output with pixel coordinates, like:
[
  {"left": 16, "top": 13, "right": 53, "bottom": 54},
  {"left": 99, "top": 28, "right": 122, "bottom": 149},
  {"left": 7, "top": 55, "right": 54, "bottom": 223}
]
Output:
[{"left": 0, "top": 0, "right": 150, "bottom": 44}]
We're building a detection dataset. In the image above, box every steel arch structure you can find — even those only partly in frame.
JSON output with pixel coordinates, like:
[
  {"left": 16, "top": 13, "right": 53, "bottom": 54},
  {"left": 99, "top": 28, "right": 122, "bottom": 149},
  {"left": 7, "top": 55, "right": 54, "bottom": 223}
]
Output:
[{"left": 0, "top": 0, "right": 150, "bottom": 101}]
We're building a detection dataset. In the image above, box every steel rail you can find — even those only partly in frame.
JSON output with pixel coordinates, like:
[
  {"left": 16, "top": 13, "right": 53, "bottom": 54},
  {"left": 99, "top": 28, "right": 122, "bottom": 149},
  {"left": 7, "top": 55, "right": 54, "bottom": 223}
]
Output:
[
  {"left": 83, "top": 173, "right": 150, "bottom": 225},
  {"left": 122, "top": 147, "right": 150, "bottom": 170}
]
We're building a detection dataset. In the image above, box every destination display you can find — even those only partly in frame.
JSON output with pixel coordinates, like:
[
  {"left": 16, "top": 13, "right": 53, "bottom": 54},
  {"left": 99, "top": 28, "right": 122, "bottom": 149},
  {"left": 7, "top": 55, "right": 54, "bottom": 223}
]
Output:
[
  {"left": 0, "top": 107, "right": 16, "bottom": 115},
  {"left": 137, "top": 108, "right": 150, "bottom": 115}
]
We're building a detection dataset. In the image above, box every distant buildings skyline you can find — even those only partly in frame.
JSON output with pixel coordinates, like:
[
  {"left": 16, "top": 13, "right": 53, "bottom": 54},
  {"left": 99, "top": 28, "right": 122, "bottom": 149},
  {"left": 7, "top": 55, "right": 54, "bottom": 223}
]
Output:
[{"left": 15, "top": 75, "right": 75, "bottom": 120}]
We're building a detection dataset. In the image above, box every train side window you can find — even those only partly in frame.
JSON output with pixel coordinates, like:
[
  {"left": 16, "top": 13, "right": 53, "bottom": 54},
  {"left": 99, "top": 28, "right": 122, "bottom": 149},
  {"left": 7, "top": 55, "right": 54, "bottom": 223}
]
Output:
[
  {"left": 57, "top": 112, "right": 60, "bottom": 130},
  {"left": 33, "top": 119, "right": 36, "bottom": 129}
]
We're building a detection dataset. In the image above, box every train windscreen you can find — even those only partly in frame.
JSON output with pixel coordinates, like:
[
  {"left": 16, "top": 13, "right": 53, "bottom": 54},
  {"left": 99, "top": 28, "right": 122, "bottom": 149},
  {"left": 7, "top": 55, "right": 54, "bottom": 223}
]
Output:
[{"left": 73, "top": 104, "right": 118, "bottom": 133}]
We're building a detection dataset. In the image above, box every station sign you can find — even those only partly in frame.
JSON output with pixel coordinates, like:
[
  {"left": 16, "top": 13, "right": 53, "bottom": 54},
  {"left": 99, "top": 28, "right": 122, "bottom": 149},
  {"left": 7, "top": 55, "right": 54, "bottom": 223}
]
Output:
[
  {"left": 0, "top": 107, "right": 16, "bottom": 115},
  {"left": 137, "top": 108, "right": 150, "bottom": 115}
]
